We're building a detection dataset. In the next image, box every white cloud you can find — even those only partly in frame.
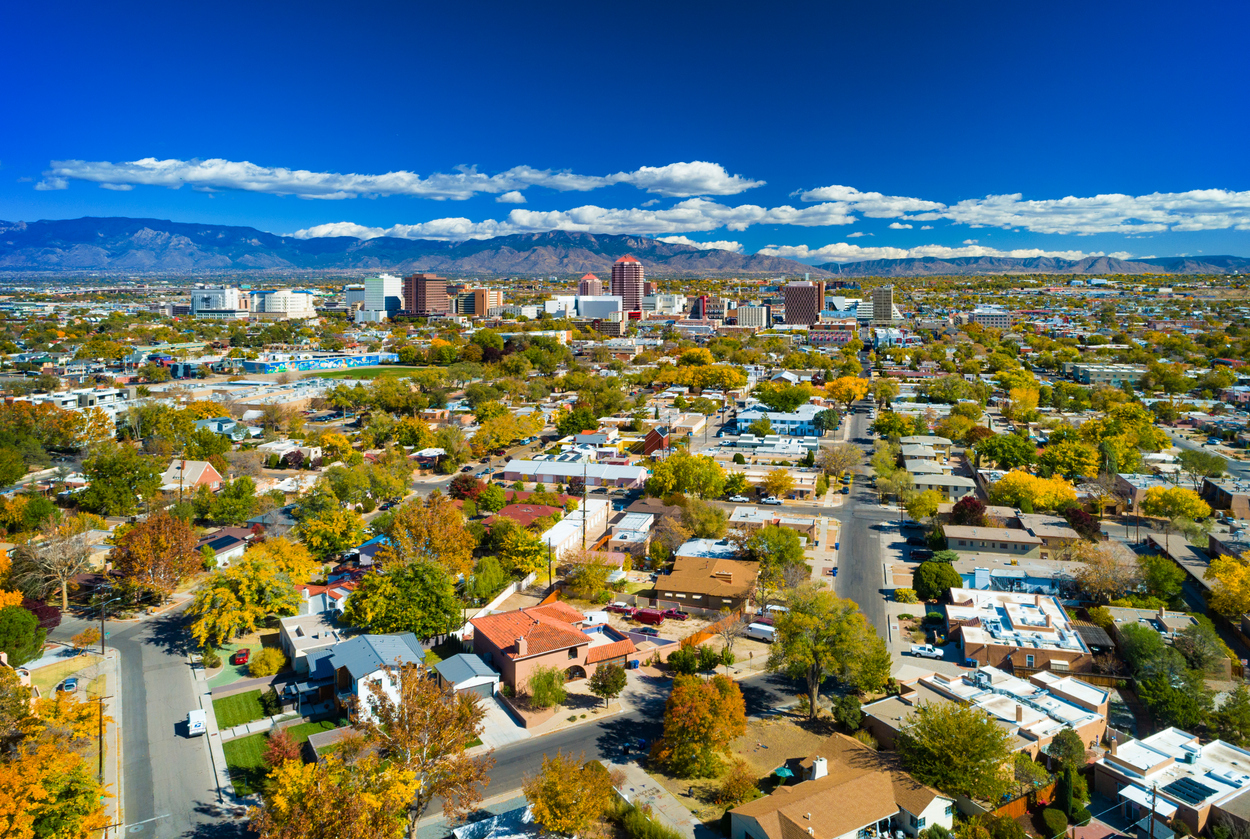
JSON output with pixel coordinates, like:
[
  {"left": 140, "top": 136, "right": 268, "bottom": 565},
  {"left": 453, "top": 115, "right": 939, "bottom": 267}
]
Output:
[
  {"left": 41, "top": 157, "right": 763, "bottom": 201},
  {"left": 920, "top": 225, "right": 933, "bottom": 230},
  {"left": 846, "top": 231, "right": 871, "bottom": 238},
  {"left": 757, "top": 242, "right": 1117, "bottom": 264},
  {"left": 99, "top": 183, "right": 134, "bottom": 191},
  {"left": 963, "top": 239, "right": 979, "bottom": 245},
  {"left": 495, "top": 191, "right": 526, "bottom": 204},
  {"left": 888, "top": 222, "right": 913, "bottom": 230},
  {"left": 641, "top": 199, "right": 661, "bottom": 207},
  {"left": 794, "top": 184, "right": 944, "bottom": 217},
  {"left": 656, "top": 236, "right": 744, "bottom": 253}
]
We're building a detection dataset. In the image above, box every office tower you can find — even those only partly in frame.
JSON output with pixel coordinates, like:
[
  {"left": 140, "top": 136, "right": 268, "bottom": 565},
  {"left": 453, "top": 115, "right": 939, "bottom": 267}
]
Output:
[
  {"left": 689, "top": 295, "right": 708, "bottom": 319},
  {"left": 344, "top": 284, "right": 366, "bottom": 307},
  {"left": 644, "top": 281, "right": 656, "bottom": 297},
  {"left": 610, "top": 255, "right": 644, "bottom": 312},
  {"left": 358, "top": 274, "right": 403, "bottom": 322},
  {"left": 403, "top": 273, "right": 450, "bottom": 315},
  {"left": 737, "top": 306, "right": 769, "bottom": 329},
  {"left": 871, "top": 285, "right": 895, "bottom": 324},
  {"left": 783, "top": 280, "right": 825, "bottom": 325},
  {"left": 578, "top": 273, "right": 603, "bottom": 296},
  {"left": 190, "top": 287, "right": 250, "bottom": 319}
]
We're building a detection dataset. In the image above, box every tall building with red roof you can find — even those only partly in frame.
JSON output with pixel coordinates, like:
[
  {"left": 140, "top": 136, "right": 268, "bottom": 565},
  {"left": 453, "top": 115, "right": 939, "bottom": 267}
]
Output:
[
  {"left": 578, "top": 273, "right": 603, "bottom": 296},
  {"left": 610, "top": 255, "right": 644, "bottom": 312}
]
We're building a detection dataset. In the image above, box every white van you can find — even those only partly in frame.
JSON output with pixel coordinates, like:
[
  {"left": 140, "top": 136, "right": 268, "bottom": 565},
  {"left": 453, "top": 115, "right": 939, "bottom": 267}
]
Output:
[
  {"left": 745, "top": 623, "right": 775, "bottom": 643},
  {"left": 188, "top": 709, "right": 207, "bottom": 737}
]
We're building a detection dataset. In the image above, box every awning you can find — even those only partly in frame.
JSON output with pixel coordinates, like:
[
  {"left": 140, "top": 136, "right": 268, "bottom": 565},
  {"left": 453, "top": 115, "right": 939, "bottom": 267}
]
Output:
[
  {"left": 774, "top": 766, "right": 794, "bottom": 778},
  {"left": 1120, "top": 784, "right": 1178, "bottom": 818}
]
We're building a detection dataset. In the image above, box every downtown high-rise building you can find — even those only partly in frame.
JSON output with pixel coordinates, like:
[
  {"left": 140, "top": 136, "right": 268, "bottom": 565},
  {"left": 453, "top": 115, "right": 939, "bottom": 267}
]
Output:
[
  {"left": 871, "top": 285, "right": 896, "bottom": 324},
  {"left": 578, "top": 273, "right": 603, "bottom": 296},
  {"left": 403, "top": 273, "right": 450, "bottom": 316},
  {"left": 610, "top": 255, "right": 645, "bottom": 312},
  {"left": 783, "top": 280, "right": 826, "bottom": 325}
]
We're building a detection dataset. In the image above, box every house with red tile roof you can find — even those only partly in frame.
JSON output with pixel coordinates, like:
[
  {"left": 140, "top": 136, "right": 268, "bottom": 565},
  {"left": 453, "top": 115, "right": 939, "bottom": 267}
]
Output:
[
  {"left": 485, "top": 503, "right": 564, "bottom": 530},
  {"left": 469, "top": 601, "right": 636, "bottom": 688}
]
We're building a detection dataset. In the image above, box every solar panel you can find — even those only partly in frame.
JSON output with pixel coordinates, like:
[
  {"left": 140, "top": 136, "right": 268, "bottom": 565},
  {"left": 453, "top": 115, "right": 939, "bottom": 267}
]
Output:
[{"left": 1163, "top": 777, "right": 1219, "bottom": 806}]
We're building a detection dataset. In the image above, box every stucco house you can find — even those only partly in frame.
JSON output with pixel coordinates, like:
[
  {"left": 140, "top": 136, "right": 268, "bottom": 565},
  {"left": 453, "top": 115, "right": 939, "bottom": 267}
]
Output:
[{"left": 469, "top": 601, "right": 636, "bottom": 689}]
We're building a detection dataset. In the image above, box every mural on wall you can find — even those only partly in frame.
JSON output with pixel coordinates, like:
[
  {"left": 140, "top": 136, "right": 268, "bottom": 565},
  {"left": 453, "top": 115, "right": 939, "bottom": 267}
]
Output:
[{"left": 241, "top": 353, "right": 399, "bottom": 374}]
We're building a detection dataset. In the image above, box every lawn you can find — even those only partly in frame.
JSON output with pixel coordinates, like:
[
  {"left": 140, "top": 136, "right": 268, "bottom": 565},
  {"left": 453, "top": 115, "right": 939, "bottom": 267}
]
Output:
[
  {"left": 282, "top": 719, "right": 348, "bottom": 744},
  {"left": 422, "top": 638, "right": 470, "bottom": 666},
  {"left": 223, "top": 720, "right": 351, "bottom": 796},
  {"left": 30, "top": 653, "right": 102, "bottom": 696},
  {"left": 308, "top": 365, "right": 430, "bottom": 380},
  {"left": 213, "top": 690, "right": 266, "bottom": 729}
]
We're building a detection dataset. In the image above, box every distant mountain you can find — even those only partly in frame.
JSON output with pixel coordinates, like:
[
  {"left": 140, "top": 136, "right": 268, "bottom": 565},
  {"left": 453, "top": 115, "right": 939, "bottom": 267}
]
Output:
[
  {"left": 817, "top": 254, "right": 1250, "bottom": 277},
  {"left": 0, "top": 218, "right": 832, "bottom": 277}
]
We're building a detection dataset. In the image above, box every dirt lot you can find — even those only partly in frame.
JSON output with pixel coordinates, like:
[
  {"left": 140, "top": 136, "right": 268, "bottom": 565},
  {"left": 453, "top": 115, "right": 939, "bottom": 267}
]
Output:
[{"left": 649, "top": 717, "right": 832, "bottom": 825}]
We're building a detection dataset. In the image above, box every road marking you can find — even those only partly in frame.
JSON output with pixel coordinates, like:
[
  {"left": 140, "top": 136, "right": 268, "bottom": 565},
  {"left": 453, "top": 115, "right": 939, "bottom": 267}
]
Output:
[{"left": 124, "top": 814, "right": 170, "bottom": 832}]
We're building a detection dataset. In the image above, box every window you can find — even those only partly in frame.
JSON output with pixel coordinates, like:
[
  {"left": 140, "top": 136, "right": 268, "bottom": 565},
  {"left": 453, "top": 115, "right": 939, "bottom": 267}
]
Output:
[
  {"left": 1001, "top": 544, "right": 1009, "bottom": 549},
  {"left": 945, "top": 806, "right": 954, "bottom": 817},
  {"left": 959, "top": 540, "right": 966, "bottom": 546},
  {"left": 1026, "top": 654, "right": 1035, "bottom": 668},
  {"left": 917, "top": 819, "right": 926, "bottom": 829},
  {"left": 568, "top": 648, "right": 578, "bottom": 659}
]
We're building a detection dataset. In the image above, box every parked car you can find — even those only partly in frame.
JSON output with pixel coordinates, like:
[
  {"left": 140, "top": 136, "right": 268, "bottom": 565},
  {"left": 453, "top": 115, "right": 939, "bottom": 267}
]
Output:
[
  {"left": 494, "top": 448, "right": 507, "bottom": 456},
  {"left": 187, "top": 709, "right": 207, "bottom": 737},
  {"left": 606, "top": 603, "right": 635, "bottom": 616},
  {"left": 635, "top": 627, "right": 660, "bottom": 637},
  {"left": 727, "top": 495, "right": 749, "bottom": 503},
  {"left": 911, "top": 548, "right": 933, "bottom": 560},
  {"left": 761, "top": 496, "right": 782, "bottom": 506},
  {"left": 231, "top": 649, "right": 251, "bottom": 665},
  {"left": 745, "top": 623, "right": 775, "bottom": 642},
  {"left": 59, "top": 677, "right": 78, "bottom": 693},
  {"left": 840, "top": 486, "right": 850, "bottom": 494},
  {"left": 460, "top": 465, "right": 473, "bottom": 472},
  {"left": 662, "top": 608, "right": 690, "bottom": 621},
  {"left": 910, "top": 644, "right": 944, "bottom": 659},
  {"left": 906, "top": 536, "right": 927, "bottom": 547},
  {"left": 634, "top": 608, "right": 666, "bottom": 626}
]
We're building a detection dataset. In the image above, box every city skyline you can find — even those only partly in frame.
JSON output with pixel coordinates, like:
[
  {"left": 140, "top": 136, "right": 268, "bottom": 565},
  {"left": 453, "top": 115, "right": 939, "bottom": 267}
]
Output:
[{"left": 3, "top": 1, "right": 1248, "bottom": 264}]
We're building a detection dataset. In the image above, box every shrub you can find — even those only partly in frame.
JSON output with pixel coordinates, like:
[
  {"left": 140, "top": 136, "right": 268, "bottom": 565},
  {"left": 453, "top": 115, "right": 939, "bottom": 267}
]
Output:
[
  {"left": 716, "top": 759, "right": 760, "bottom": 807},
  {"left": 920, "top": 826, "right": 951, "bottom": 839},
  {"left": 259, "top": 687, "right": 282, "bottom": 716},
  {"left": 201, "top": 646, "right": 222, "bottom": 669},
  {"left": 1087, "top": 605, "right": 1114, "bottom": 631},
  {"left": 834, "top": 695, "right": 862, "bottom": 731},
  {"left": 620, "top": 804, "right": 685, "bottom": 839},
  {"left": 894, "top": 588, "right": 918, "bottom": 604},
  {"left": 1071, "top": 808, "right": 1092, "bottom": 827},
  {"left": 852, "top": 730, "right": 878, "bottom": 750},
  {"left": 263, "top": 728, "right": 302, "bottom": 767},
  {"left": 733, "top": 453, "right": 746, "bottom": 465},
  {"left": 1041, "top": 808, "right": 1068, "bottom": 838},
  {"left": 249, "top": 647, "right": 287, "bottom": 677},
  {"left": 0, "top": 606, "right": 45, "bottom": 667},
  {"left": 913, "top": 561, "right": 963, "bottom": 601},
  {"left": 528, "top": 666, "right": 568, "bottom": 709},
  {"left": 923, "top": 611, "right": 944, "bottom": 625}
]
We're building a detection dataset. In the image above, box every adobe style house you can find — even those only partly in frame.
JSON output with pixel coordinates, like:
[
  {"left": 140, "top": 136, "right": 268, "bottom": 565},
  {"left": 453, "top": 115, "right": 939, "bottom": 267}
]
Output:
[
  {"left": 947, "top": 589, "right": 1093, "bottom": 674},
  {"left": 469, "top": 602, "right": 635, "bottom": 689},
  {"left": 730, "top": 733, "right": 955, "bottom": 839}
]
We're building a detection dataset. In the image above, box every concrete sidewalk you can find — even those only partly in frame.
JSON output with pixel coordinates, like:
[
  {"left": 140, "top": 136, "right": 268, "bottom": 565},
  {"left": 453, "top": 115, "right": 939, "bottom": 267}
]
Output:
[
  {"left": 609, "top": 760, "right": 698, "bottom": 839},
  {"left": 192, "top": 654, "right": 249, "bottom": 807}
]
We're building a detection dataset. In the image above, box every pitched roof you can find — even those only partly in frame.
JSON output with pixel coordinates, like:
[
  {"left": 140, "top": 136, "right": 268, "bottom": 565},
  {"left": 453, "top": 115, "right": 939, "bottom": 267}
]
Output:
[
  {"left": 661, "top": 555, "right": 759, "bottom": 599},
  {"left": 471, "top": 603, "right": 590, "bottom": 659},
  {"left": 581, "top": 273, "right": 600, "bottom": 280},
  {"left": 615, "top": 255, "right": 640, "bottom": 264},
  {"left": 434, "top": 653, "right": 498, "bottom": 685},
  {"left": 586, "top": 638, "right": 636, "bottom": 664},
  {"left": 485, "top": 503, "right": 563, "bottom": 530},
  {"left": 313, "top": 633, "right": 424, "bottom": 681},
  {"left": 732, "top": 734, "right": 947, "bottom": 839}
]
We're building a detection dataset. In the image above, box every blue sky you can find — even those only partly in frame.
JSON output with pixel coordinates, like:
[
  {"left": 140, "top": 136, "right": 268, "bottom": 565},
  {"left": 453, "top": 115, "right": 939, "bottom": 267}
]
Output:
[{"left": 4, "top": 0, "right": 1249, "bottom": 263}]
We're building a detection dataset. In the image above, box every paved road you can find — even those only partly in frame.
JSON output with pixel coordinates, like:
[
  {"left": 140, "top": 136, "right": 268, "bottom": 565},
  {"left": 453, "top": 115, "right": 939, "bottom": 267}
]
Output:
[
  {"left": 1167, "top": 429, "right": 1250, "bottom": 480},
  {"left": 52, "top": 609, "right": 245, "bottom": 839}
]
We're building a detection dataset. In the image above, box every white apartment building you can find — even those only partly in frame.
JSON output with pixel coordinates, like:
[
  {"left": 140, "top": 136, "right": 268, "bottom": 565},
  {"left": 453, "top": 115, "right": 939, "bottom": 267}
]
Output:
[
  {"left": 736, "top": 306, "right": 769, "bottom": 329},
  {"left": 250, "top": 289, "right": 318, "bottom": 321}
]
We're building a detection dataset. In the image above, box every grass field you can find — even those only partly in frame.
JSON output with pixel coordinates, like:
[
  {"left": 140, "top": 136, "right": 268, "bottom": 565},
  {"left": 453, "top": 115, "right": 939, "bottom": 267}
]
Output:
[
  {"left": 222, "top": 719, "right": 350, "bottom": 796},
  {"left": 213, "top": 690, "right": 266, "bottom": 729},
  {"left": 307, "top": 365, "right": 430, "bottom": 380},
  {"left": 30, "top": 654, "right": 102, "bottom": 696}
]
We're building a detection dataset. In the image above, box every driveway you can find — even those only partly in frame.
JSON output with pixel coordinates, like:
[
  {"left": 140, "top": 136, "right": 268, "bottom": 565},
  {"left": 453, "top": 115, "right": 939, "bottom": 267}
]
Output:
[{"left": 477, "top": 696, "right": 531, "bottom": 748}]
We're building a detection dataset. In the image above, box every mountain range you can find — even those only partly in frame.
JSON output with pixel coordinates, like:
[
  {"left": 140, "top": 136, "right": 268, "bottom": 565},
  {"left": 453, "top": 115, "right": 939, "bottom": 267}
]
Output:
[
  {"left": 0, "top": 217, "right": 831, "bottom": 277},
  {"left": 0, "top": 216, "right": 1245, "bottom": 277}
]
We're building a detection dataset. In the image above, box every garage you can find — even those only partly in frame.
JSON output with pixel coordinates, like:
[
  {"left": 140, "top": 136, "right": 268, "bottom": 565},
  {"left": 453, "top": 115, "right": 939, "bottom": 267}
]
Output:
[{"left": 433, "top": 653, "right": 500, "bottom": 698}]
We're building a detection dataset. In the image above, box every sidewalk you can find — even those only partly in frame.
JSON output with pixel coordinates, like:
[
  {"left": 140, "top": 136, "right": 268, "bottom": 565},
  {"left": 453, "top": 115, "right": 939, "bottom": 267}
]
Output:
[
  {"left": 99, "top": 650, "right": 123, "bottom": 832},
  {"left": 609, "top": 760, "right": 698, "bottom": 839},
  {"left": 191, "top": 653, "right": 248, "bottom": 808}
]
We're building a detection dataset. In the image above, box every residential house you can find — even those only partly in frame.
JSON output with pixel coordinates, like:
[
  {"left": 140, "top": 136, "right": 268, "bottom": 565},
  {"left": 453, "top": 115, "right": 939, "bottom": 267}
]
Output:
[
  {"left": 301, "top": 633, "right": 425, "bottom": 719},
  {"left": 159, "top": 459, "right": 223, "bottom": 495},
  {"left": 658, "top": 550, "right": 760, "bottom": 612},
  {"left": 502, "top": 460, "right": 646, "bottom": 489},
  {"left": 1014, "top": 513, "right": 1085, "bottom": 557},
  {"left": 257, "top": 439, "right": 323, "bottom": 467},
  {"left": 470, "top": 601, "right": 636, "bottom": 688},
  {"left": 194, "top": 416, "right": 260, "bottom": 442},
  {"left": 947, "top": 589, "right": 1093, "bottom": 674},
  {"left": 194, "top": 527, "right": 252, "bottom": 567},
  {"left": 900, "top": 435, "right": 953, "bottom": 460},
  {"left": 729, "top": 733, "right": 955, "bottom": 839},
  {"left": 727, "top": 507, "right": 818, "bottom": 542},
  {"left": 279, "top": 612, "right": 350, "bottom": 675},
  {"left": 295, "top": 580, "right": 358, "bottom": 616},
  {"left": 1201, "top": 477, "right": 1250, "bottom": 520},
  {"left": 736, "top": 403, "right": 825, "bottom": 437},
  {"left": 539, "top": 498, "right": 611, "bottom": 561},
  {"left": 862, "top": 666, "right": 1108, "bottom": 757},
  {"left": 911, "top": 474, "right": 977, "bottom": 500},
  {"left": 945, "top": 525, "right": 1042, "bottom": 559},
  {"left": 642, "top": 426, "right": 671, "bottom": 456},
  {"left": 901, "top": 444, "right": 940, "bottom": 464},
  {"left": 247, "top": 503, "right": 299, "bottom": 538}
]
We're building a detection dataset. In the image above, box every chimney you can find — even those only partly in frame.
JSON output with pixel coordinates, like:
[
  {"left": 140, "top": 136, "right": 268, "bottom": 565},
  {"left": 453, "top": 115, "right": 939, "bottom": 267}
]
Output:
[
  {"left": 804, "top": 814, "right": 812, "bottom": 821},
  {"left": 1159, "top": 605, "right": 1166, "bottom": 619},
  {"left": 1016, "top": 705, "right": 1023, "bottom": 723},
  {"left": 1110, "top": 737, "right": 1118, "bottom": 756},
  {"left": 515, "top": 636, "right": 528, "bottom": 656},
  {"left": 810, "top": 757, "right": 828, "bottom": 780}
]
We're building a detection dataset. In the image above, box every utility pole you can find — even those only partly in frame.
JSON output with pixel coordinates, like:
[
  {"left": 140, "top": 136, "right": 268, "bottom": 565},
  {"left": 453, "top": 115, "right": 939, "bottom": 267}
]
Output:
[
  {"left": 581, "top": 459, "right": 588, "bottom": 551},
  {"left": 1149, "top": 784, "right": 1158, "bottom": 839},
  {"left": 97, "top": 693, "right": 113, "bottom": 781}
]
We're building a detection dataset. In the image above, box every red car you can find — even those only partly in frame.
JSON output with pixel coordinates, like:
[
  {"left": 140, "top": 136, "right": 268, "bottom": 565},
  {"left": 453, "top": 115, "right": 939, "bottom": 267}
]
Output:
[
  {"left": 606, "top": 603, "right": 636, "bottom": 616},
  {"left": 662, "top": 608, "right": 690, "bottom": 621},
  {"left": 231, "top": 649, "right": 251, "bottom": 665},
  {"left": 634, "top": 609, "right": 666, "bottom": 626}
]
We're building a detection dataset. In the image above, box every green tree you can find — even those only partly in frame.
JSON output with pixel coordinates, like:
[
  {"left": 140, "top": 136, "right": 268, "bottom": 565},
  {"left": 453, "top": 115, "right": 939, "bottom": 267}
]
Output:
[
  {"left": 1138, "top": 554, "right": 1185, "bottom": 603},
  {"left": 210, "top": 476, "right": 258, "bottom": 526},
  {"left": 0, "top": 605, "right": 45, "bottom": 667},
  {"left": 587, "top": 663, "right": 627, "bottom": 708},
  {"left": 1212, "top": 684, "right": 1250, "bottom": 747},
  {"left": 80, "top": 443, "right": 161, "bottom": 516},
  {"left": 0, "top": 447, "right": 26, "bottom": 486},
  {"left": 478, "top": 483, "right": 507, "bottom": 513},
  {"left": 341, "top": 562, "right": 461, "bottom": 638},
  {"left": 974, "top": 434, "right": 1037, "bottom": 470},
  {"left": 768, "top": 584, "right": 890, "bottom": 720},
  {"left": 1177, "top": 448, "right": 1228, "bottom": 491},
  {"left": 897, "top": 701, "right": 1013, "bottom": 802},
  {"left": 645, "top": 450, "right": 725, "bottom": 499},
  {"left": 723, "top": 472, "right": 750, "bottom": 497},
  {"left": 913, "top": 561, "right": 963, "bottom": 601},
  {"left": 1047, "top": 728, "right": 1087, "bottom": 773},
  {"left": 745, "top": 524, "right": 805, "bottom": 569}
]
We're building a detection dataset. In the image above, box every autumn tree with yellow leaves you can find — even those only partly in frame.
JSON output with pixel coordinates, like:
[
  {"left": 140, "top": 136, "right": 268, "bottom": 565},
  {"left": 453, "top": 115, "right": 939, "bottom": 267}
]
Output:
[{"left": 987, "top": 470, "right": 1077, "bottom": 512}]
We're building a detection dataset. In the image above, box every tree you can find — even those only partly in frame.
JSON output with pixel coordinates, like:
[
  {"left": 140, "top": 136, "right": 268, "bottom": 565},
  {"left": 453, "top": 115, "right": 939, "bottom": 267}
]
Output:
[
  {"left": 723, "top": 472, "right": 750, "bottom": 497},
  {"left": 761, "top": 468, "right": 794, "bottom": 499},
  {"left": 1212, "top": 684, "right": 1250, "bottom": 747},
  {"left": 9, "top": 530, "right": 93, "bottom": 610},
  {"left": 655, "top": 674, "right": 747, "bottom": 777},
  {"left": 951, "top": 496, "right": 987, "bottom": 527},
  {"left": 448, "top": 473, "right": 486, "bottom": 501},
  {"left": 498, "top": 525, "right": 547, "bottom": 575},
  {"left": 1139, "top": 553, "right": 1185, "bottom": 603},
  {"left": 1177, "top": 449, "right": 1227, "bottom": 491},
  {"left": 871, "top": 377, "right": 900, "bottom": 408},
  {"left": 826, "top": 376, "right": 869, "bottom": 411},
  {"left": 0, "top": 605, "right": 44, "bottom": 667},
  {"left": 1048, "top": 728, "right": 1087, "bottom": 773},
  {"left": 645, "top": 450, "right": 726, "bottom": 499},
  {"left": 110, "top": 510, "right": 200, "bottom": 600},
  {"left": 1141, "top": 485, "right": 1211, "bottom": 554},
  {"left": 817, "top": 443, "right": 863, "bottom": 477},
  {"left": 768, "top": 584, "right": 890, "bottom": 720},
  {"left": 717, "top": 759, "right": 761, "bottom": 808},
  {"left": 905, "top": 490, "right": 943, "bottom": 523},
  {"left": 1037, "top": 441, "right": 1100, "bottom": 482},
  {"left": 587, "top": 663, "right": 627, "bottom": 709},
  {"left": 1174, "top": 621, "right": 1225, "bottom": 673},
  {"left": 871, "top": 411, "right": 911, "bottom": 439},
  {"left": 1071, "top": 542, "right": 1141, "bottom": 604},
  {"left": 834, "top": 694, "right": 862, "bottom": 731},
  {"left": 249, "top": 750, "right": 420, "bottom": 839},
  {"left": 390, "top": 495, "right": 476, "bottom": 577},
  {"left": 79, "top": 443, "right": 160, "bottom": 516},
  {"left": 745, "top": 524, "right": 807, "bottom": 594},
  {"left": 244, "top": 537, "right": 321, "bottom": 583},
  {"left": 747, "top": 415, "right": 774, "bottom": 438},
  {"left": 208, "top": 476, "right": 257, "bottom": 525},
  {"left": 355, "top": 663, "right": 494, "bottom": 835},
  {"left": 523, "top": 753, "right": 613, "bottom": 837},
  {"left": 897, "top": 701, "right": 1013, "bottom": 802},
  {"left": 974, "top": 434, "right": 1037, "bottom": 471},
  {"left": 988, "top": 470, "right": 1076, "bottom": 511},
  {"left": 187, "top": 555, "right": 302, "bottom": 647},
  {"left": 478, "top": 483, "right": 507, "bottom": 513},
  {"left": 1206, "top": 552, "right": 1250, "bottom": 617},
  {"left": 0, "top": 734, "right": 108, "bottom": 839},
  {"left": 0, "top": 448, "right": 25, "bottom": 486},
  {"left": 1137, "top": 669, "right": 1212, "bottom": 731},
  {"left": 1012, "top": 752, "right": 1051, "bottom": 798},
  {"left": 262, "top": 728, "right": 303, "bottom": 769},
  {"left": 342, "top": 562, "right": 460, "bottom": 639},
  {"left": 913, "top": 561, "right": 963, "bottom": 602}
]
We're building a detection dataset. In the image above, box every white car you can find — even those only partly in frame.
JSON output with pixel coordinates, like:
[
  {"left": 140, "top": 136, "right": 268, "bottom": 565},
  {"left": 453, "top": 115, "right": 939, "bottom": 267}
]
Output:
[
  {"left": 727, "top": 495, "right": 750, "bottom": 503},
  {"left": 761, "top": 496, "right": 782, "bottom": 506}
]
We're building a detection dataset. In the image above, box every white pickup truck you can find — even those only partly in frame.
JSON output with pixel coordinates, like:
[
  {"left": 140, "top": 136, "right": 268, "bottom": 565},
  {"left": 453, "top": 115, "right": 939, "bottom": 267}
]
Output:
[{"left": 909, "top": 644, "right": 944, "bottom": 659}]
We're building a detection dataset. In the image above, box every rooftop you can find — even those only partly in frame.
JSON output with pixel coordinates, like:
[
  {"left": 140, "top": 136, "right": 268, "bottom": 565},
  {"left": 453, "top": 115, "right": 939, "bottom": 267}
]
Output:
[{"left": 947, "top": 589, "right": 1087, "bottom": 655}]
